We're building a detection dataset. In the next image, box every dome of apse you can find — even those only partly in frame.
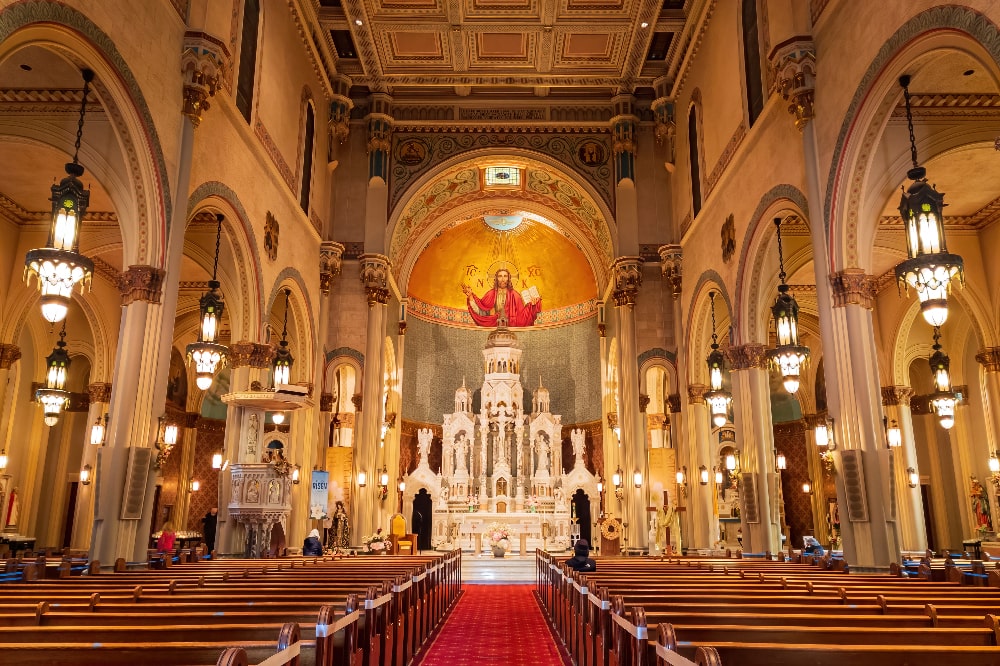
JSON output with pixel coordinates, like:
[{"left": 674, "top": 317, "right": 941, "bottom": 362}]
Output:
[{"left": 406, "top": 213, "right": 598, "bottom": 329}]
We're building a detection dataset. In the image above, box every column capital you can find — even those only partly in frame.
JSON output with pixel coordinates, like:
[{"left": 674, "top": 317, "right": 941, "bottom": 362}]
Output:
[
  {"left": 639, "top": 393, "right": 650, "bottom": 412},
  {"left": 771, "top": 38, "right": 816, "bottom": 131},
  {"left": 881, "top": 385, "right": 914, "bottom": 407},
  {"left": 398, "top": 321, "right": 407, "bottom": 336},
  {"left": 829, "top": 268, "right": 879, "bottom": 309},
  {"left": 329, "top": 75, "right": 354, "bottom": 146},
  {"left": 658, "top": 244, "right": 682, "bottom": 300},
  {"left": 87, "top": 382, "right": 113, "bottom": 403},
  {"left": 801, "top": 413, "right": 825, "bottom": 429},
  {"left": 319, "top": 241, "right": 345, "bottom": 295},
  {"left": 687, "top": 384, "right": 708, "bottom": 404},
  {"left": 725, "top": 343, "right": 768, "bottom": 370},
  {"left": 976, "top": 347, "right": 1000, "bottom": 372},
  {"left": 118, "top": 265, "right": 165, "bottom": 305},
  {"left": 611, "top": 256, "right": 643, "bottom": 307},
  {"left": 0, "top": 343, "right": 21, "bottom": 369},
  {"left": 667, "top": 393, "right": 682, "bottom": 413},
  {"left": 360, "top": 253, "right": 390, "bottom": 306},
  {"left": 230, "top": 341, "right": 273, "bottom": 369},
  {"left": 320, "top": 392, "right": 335, "bottom": 412},
  {"left": 181, "top": 31, "right": 228, "bottom": 127}
]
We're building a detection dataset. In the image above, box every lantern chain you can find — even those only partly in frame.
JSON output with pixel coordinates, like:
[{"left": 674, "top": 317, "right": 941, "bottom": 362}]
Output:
[
  {"left": 211, "top": 214, "right": 223, "bottom": 281},
  {"left": 72, "top": 70, "right": 95, "bottom": 166},
  {"left": 709, "top": 291, "right": 718, "bottom": 346},
  {"left": 280, "top": 288, "right": 291, "bottom": 341},
  {"left": 774, "top": 218, "right": 787, "bottom": 285},
  {"left": 900, "top": 75, "right": 919, "bottom": 171}
]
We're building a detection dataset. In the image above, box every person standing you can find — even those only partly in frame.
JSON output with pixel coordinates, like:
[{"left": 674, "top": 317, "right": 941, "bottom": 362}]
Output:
[{"left": 201, "top": 507, "right": 219, "bottom": 553}]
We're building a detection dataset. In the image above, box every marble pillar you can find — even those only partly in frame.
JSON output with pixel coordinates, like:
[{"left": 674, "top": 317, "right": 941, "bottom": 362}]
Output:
[
  {"left": 686, "top": 384, "right": 716, "bottom": 549},
  {"left": 881, "top": 386, "right": 926, "bottom": 551}
]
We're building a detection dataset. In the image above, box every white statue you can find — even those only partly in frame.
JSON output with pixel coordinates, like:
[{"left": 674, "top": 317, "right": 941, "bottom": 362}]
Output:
[
  {"left": 537, "top": 434, "right": 550, "bottom": 475},
  {"left": 417, "top": 428, "right": 433, "bottom": 468},
  {"left": 571, "top": 428, "right": 586, "bottom": 468},
  {"left": 455, "top": 433, "right": 469, "bottom": 473}
]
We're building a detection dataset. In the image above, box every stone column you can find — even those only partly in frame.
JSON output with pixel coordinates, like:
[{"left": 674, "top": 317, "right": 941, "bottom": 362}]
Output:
[
  {"left": 356, "top": 255, "right": 390, "bottom": 545},
  {"left": 612, "top": 257, "right": 644, "bottom": 549},
  {"left": 726, "top": 344, "right": 779, "bottom": 554},
  {"left": 881, "top": 386, "right": 926, "bottom": 551},
  {"left": 71, "top": 382, "right": 111, "bottom": 550},
  {"left": 686, "top": 384, "right": 715, "bottom": 549},
  {"left": 0, "top": 345, "right": 22, "bottom": 455},
  {"left": 801, "top": 415, "right": 830, "bottom": 547},
  {"left": 827, "top": 271, "right": 900, "bottom": 567},
  {"left": 315, "top": 242, "right": 344, "bottom": 475},
  {"left": 90, "top": 267, "right": 165, "bottom": 565},
  {"left": 977, "top": 349, "right": 1000, "bottom": 515}
]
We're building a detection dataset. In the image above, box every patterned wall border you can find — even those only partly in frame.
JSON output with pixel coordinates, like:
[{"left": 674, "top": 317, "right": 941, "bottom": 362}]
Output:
[
  {"left": 705, "top": 121, "right": 747, "bottom": 198},
  {"left": 823, "top": 6, "right": 1000, "bottom": 267},
  {"left": 254, "top": 119, "right": 297, "bottom": 192},
  {"left": 187, "top": 180, "right": 265, "bottom": 340},
  {"left": 407, "top": 296, "right": 599, "bottom": 329},
  {"left": 0, "top": 1, "right": 172, "bottom": 262},
  {"left": 638, "top": 347, "right": 677, "bottom": 367},
  {"left": 733, "top": 184, "right": 809, "bottom": 343},
  {"left": 389, "top": 131, "right": 614, "bottom": 213},
  {"left": 325, "top": 346, "right": 365, "bottom": 368}
]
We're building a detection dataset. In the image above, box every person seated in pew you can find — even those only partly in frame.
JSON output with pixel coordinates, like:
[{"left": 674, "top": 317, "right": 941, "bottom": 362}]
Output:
[
  {"left": 566, "top": 539, "right": 597, "bottom": 572},
  {"left": 157, "top": 522, "right": 176, "bottom": 553},
  {"left": 803, "top": 536, "right": 825, "bottom": 556},
  {"left": 303, "top": 528, "right": 324, "bottom": 556}
]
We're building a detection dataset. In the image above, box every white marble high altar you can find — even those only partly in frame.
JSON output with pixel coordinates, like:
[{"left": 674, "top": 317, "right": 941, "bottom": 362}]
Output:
[{"left": 403, "top": 327, "right": 599, "bottom": 551}]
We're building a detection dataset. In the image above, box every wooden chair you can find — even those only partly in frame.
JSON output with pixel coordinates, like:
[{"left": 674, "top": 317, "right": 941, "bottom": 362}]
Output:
[{"left": 389, "top": 514, "right": 416, "bottom": 555}]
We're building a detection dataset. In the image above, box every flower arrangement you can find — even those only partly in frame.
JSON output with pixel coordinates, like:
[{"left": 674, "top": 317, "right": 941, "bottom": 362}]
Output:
[
  {"left": 526, "top": 495, "right": 538, "bottom": 513},
  {"left": 362, "top": 528, "right": 388, "bottom": 553},
  {"left": 486, "top": 521, "right": 511, "bottom": 549}
]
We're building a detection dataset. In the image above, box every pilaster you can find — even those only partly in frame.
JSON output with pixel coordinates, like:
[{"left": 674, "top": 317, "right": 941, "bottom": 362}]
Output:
[
  {"left": 881, "top": 386, "right": 926, "bottom": 551},
  {"left": 685, "top": 383, "right": 715, "bottom": 549}
]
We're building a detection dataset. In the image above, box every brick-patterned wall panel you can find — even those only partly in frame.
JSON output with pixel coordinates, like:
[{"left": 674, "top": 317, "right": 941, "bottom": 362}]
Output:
[
  {"left": 158, "top": 440, "right": 183, "bottom": 531},
  {"left": 402, "top": 317, "right": 601, "bottom": 425},
  {"left": 774, "top": 420, "right": 812, "bottom": 547},
  {"left": 187, "top": 419, "right": 226, "bottom": 533}
]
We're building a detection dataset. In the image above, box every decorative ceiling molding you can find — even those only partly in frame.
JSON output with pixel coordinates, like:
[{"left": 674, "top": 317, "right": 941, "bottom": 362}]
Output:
[
  {"left": 880, "top": 193, "right": 1000, "bottom": 230},
  {"left": 0, "top": 190, "right": 117, "bottom": 225},
  {"left": 0, "top": 88, "right": 103, "bottom": 113},
  {"left": 890, "top": 93, "right": 1000, "bottom": 117}
]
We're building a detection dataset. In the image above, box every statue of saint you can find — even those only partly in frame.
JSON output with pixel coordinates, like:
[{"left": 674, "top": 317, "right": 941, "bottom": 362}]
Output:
[{"left": 330, "top": 500, "right": 350, "bottom": 549}]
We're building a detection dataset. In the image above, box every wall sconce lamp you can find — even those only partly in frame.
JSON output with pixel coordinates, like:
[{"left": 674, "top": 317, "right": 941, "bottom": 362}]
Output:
[
  {"left": 291, "top": 467, "right": 300, "bottom": 485},
  {"left": 802, "top": 480, "right": 813, "bottom": 495},
  {"left": 714, "top": 467, "right": 723, "bottom": 485},
  {"left": 212, "top": 452, "right": 224, "bottom": 470},
  {"left": 189, "top": 480, "right": 200, "bottom": 492},
  {"left": 612, "top": 466, "right": 624, "bottom": 500},
  {"left": 676, "top": 466, "right": 688, "bottom": 498},
  {"left": 397, "top": 478, "right": 406, "bottom": 493},
  {"left": 154, "top": 415, "right": 180, "bottom": 468},
  {"left": 271, "top": 411, "right": 286, "bottom": 425},
  {"left": 725, "top": 453, "right": 737, "bottom": 471},
  {"left": 0, "top": 449, "right": 7, "bottom": 470},
  {"left": 90, "top": 413, "right": 109, "bottom": 446},
  {"left": 814, "top": 415, "right": 836, "bottom": 450},
  {"left": 883, "top": 416, "right": 902, "bottom": 448},
  {"left": 990, "top": 453, "right": 1000, "bottom": 475},
  {"left": 699, "top": 465, "right": 709, "bottom": 486},
  {"left": 907, "top": 467, "right": 919, "bottom": 488},
  {"left": 633, "top": 470, "right": 643, "bottom": 488},
  {"left": 80, "top": 463, "right": 92, "bottom": 485},
  {"left": 378, "top": 465, "right": 389, "bottom": 501},
  {"left": 357, "top": 471, "right": 367, "bottom": 487},
  {"left": 775, "top": 451, "right": 787, "bottom": 471}
]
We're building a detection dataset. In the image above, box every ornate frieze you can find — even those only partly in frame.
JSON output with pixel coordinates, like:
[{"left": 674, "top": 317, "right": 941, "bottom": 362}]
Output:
[
  {"left": 319, "top": 241, "right": 345, "bottom": 295},
  {"left": 687, "top": 384, "right": 708, "bottom": 404},
  {"left": 230, "top": 342, "right": 273, "bottom": 369},
  {"left": 977, "top": 347, "right": 1000, "bottom": 373},
  {"left": 360, "top": 253, "right": 390, "bottom": 306},
  {"left": 118, "top": 265, "right": 165, "bottom": 305},
  {"left": 725, "top": 344, "right": 768, "bottom": 370},
  {"left": 87, "top": 382, "right": 112, "bottom": 403},
  {"left": 0, "top": 343, "right": 21, "bottom": 369},
  {"left": 881, "top": 385, "right": 914, "bottom": 407},
  {"left": 611, "top": 257, "right": 643, "bottom": 308},
  {"left": 181, "top": 31, "right": 229, "bottom": 127},
  {"left": 830, "top": 269, "right": 880, "bottom": 309},
  {"left": 658, "top": 244, "right": 682, "bottom": 299},
  {"left": 771, "top": 39, "right": 816, "bottom": 131}
]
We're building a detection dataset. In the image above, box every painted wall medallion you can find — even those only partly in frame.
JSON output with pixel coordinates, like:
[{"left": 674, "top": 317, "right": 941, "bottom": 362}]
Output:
[
  {"left": 264, "top": 211, "right": 279, "bottom": 262},
  {"left": 721, "top": 214, "right": 736, "bottom": 264}
]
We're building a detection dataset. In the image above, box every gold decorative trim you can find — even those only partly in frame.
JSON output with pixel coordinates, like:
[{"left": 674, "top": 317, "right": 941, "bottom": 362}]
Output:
[
  {"left": 829, "top": 269, "right": 879, "bottom": 309},
  {"left": 118, "top": 265, "right": 165, "bottom": 305},
  {"left": 725, "top": 344, "right": 768, "bottom": 371}
]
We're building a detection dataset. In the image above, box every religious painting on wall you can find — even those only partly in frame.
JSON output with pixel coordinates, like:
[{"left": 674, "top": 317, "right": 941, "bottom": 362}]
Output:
[{"left": 406, "top": 211, "right": 598, "bottom": 329}]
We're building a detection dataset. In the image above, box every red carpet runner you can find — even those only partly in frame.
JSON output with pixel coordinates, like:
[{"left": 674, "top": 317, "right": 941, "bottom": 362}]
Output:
[{"left": 416, "top": 584, "right": 570, "bottom": 666}]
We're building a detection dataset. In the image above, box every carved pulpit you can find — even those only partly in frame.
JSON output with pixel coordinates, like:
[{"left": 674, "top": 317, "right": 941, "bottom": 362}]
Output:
[{"left": 221, "top": 386, "right": 310, "bottom": 557}]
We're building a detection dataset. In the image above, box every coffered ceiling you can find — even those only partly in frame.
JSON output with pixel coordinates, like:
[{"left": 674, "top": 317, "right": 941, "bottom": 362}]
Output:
[{"left": 315, "top": 0, "right": 695, "bottom": 97}]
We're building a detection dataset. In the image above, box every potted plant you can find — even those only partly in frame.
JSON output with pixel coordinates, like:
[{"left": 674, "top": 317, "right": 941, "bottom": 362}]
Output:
[
  {"left": 363, "top": 528, "right": 388, "bottom": 554},
  {"left": 486, "top": 521, "right": 511, "bottom": 557}
]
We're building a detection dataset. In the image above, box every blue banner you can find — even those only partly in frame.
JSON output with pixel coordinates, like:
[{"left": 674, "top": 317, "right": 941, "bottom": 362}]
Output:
[{"left": 310, "top": 471, "right": 329, "bottom": 520}]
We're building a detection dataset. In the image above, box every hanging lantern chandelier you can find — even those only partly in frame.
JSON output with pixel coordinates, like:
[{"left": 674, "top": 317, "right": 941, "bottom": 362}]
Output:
[
  {"left": 893, "top": 75, "right": 964, "bottom": 328},
  {"left": 36, "top": 324, "right": 72, "bottom": 426},
  {"left": 704, "top": 291, "right": 732, "bottom": 427},
  {"left": 767, "top": 217, "right": 810, "bottom": 393},
  {"left": 24, "top": 69, "right": 96, "bottom": 323},
  {"left": 928, "top": 327, "right": 956, "bottom": 430},
  {"left": 272, "top": 288, "right": 294, "bottom": 387},
  {"left": 186, "top": 214, "right": 228, "bottom": 390}
]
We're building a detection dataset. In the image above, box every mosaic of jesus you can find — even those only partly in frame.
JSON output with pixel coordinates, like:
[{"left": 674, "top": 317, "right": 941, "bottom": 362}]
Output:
[{"left": 463, "top": 268, "right": 541, "bottom": 327}]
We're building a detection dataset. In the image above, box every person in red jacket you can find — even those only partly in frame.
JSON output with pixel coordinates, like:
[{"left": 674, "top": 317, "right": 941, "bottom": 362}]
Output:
[{"left": 157, "top": 522, "right": 176, "bottom": 553}]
